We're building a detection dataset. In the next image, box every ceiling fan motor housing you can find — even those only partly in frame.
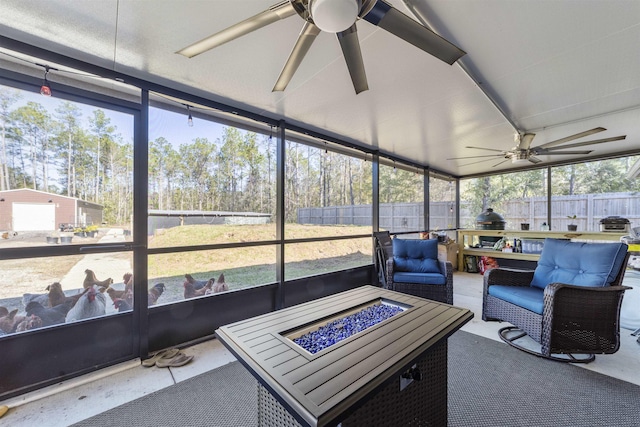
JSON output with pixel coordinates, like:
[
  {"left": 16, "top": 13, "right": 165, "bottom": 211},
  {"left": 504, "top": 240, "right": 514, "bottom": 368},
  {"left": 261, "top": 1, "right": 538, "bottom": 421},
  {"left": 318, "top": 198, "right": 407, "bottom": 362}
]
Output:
[
  {"left": 513, "top": 150, "right": 529, "bottom": 160},
  {"left": 309, "top": 0, "right": 361, "bottom": 33}
]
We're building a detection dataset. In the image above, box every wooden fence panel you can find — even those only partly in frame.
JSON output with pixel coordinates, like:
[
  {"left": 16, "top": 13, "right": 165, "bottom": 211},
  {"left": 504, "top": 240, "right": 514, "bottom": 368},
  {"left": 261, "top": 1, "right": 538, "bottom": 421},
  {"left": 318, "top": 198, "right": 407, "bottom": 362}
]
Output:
[{"left": 297, "top": 192, "right": 640, "bottom": 233}]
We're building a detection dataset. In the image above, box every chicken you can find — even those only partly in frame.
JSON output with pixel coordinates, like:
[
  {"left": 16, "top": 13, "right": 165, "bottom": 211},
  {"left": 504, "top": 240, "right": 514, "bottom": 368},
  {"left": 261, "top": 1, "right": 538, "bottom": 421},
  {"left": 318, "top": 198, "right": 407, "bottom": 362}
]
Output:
[
  {"left": 25, "top": 300, "right": 74, "bottom": 327},
  {"left": 82, "top": 269, "right": 113, "bottom": 289},
  {"left": 106, "top": 286, "right": 127, "bottom": 303},
  {"left": 123, "top": 272, "right": 133, "bottom": 287},
  {"left": 213, "top": 273, "right": 228, "bottom": 293},
  {"left": 0, "top": 308, "right": 25, "bottom": 334},
  {"left": 122, "top": 273, "right": 134, "bottom": 307},
  {"left": 65, "top": 285, "right": 106, "bottom": 322},
  {"left": 64, "top": 287, "right": 90, "bottom": 307},
  {"left": 14, "top": 314, "right": 43, "bottom": 332},
  {"left": 22, "top": 282, "right": 68, "bottom": 308},
  {"left": 47, "top": 282, "right": 67, "bottom": 307},
  {"left": 204, "top": 273, "right": 228, "bottom": 295},
  {"left": 184, "top": 274, "right": 209, "bottom": 290},
  {"left": 184, "top": 278, "right": 213, "bottom": 299},
  {"left": 113, "top": 298, "right": 132, "bottom": 312},
  {"left": 148, "top": 283, "right": 165, "bottom": 306}
]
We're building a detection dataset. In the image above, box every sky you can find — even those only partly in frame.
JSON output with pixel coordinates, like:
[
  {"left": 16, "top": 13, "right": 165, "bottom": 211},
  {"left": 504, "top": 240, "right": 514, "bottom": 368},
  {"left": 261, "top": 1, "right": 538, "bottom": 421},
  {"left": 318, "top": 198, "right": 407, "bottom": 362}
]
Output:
[{"left": 3, "top": 82, "right": 228, "bottom": 151}]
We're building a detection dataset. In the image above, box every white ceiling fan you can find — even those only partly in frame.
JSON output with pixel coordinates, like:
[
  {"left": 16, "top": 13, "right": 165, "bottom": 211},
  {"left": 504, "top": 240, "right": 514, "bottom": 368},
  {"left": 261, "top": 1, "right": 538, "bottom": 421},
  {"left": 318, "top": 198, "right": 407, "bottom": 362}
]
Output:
[
  {"left": 176, "top": 0, "right": 466, "bottom": 94},
  {"left": 447, "top": 127, "right": 627, "bottom": 168}
]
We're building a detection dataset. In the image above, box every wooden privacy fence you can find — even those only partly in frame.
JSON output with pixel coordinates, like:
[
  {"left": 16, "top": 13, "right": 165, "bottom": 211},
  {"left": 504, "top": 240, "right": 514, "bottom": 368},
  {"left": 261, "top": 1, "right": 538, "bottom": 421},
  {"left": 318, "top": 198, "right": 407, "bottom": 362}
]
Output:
[
  {"left": 461, "top": 192, "right": 640, "bottom": 232},
  {"left": 297, "top": 192, "right": 640, "bottom": 233},
  {"left": 297, "top": 202, "right": 438, "bottom": 233}
]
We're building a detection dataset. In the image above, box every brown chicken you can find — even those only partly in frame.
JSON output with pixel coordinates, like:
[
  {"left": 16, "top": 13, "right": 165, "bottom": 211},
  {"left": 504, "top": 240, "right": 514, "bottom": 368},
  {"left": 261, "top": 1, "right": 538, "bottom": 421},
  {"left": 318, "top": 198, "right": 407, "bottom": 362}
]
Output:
[
  {"left": 184, "top": 274, "right": 209, "bottom": 290},
  {"left": 122, "top": 273, "right": 134, "bottom": 307},
  {"left": 106, "top": 287, "right": 126, "bottom": 303},
  {"left": 148, "top": 283, "right": 165, "bottom": 305},
  {"left": 205, "top": 273, "right": 228, "bottom": 294},
  {"left": 47, "top": 282, "right": 67, "bottom": 307},
  {"left": 184, "top": 278, "right": 213, "bottom": 299},
  {"left": 0, "top": 308, "right": 25, "bottom": 334},
  {"left": 83, "top": 269, "right": 113, "bottom": 289},
  {"left": 14, "top": 314, "right": 43, "bottom": 332}
]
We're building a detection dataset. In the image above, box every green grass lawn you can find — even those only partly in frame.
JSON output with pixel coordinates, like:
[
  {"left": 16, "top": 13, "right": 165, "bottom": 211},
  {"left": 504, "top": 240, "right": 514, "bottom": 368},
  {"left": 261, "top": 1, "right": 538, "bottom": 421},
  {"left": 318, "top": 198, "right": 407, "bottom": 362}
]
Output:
[{"left": 148, "top": 223, "right": 373, "bottom": 304}]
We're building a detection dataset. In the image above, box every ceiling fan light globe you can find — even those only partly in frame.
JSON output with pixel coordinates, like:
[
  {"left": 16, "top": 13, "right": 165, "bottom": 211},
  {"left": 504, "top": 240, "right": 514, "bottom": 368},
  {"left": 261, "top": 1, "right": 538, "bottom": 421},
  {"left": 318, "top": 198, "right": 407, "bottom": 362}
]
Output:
[{"left": 311, "top": 0, "right": 359, "bottom": 33}]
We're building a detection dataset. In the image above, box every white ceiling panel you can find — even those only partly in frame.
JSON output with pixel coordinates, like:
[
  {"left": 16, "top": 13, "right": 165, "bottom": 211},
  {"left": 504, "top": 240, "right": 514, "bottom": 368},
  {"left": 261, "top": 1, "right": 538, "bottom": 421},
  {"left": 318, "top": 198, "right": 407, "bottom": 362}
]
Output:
[{"left": 0, "top": 0, "right": 638, "bottom": 177}]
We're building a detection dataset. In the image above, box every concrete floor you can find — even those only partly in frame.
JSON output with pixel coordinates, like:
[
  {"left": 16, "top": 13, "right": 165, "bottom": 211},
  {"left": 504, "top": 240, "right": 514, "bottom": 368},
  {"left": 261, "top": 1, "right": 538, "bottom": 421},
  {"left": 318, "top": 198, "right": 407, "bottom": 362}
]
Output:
[{"left": 2, "top": 271, "right": 639, "bottom": 426}]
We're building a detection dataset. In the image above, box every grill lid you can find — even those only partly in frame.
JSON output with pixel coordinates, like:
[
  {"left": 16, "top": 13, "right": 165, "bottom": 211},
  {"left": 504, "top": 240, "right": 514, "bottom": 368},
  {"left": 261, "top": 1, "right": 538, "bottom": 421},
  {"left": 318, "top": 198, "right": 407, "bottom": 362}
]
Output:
[
  {"left": 600, "top": 216, "right": 630, "bottom": 224},
  {"left": 475, "top": 208, "right": 505, "bottom": 224}
]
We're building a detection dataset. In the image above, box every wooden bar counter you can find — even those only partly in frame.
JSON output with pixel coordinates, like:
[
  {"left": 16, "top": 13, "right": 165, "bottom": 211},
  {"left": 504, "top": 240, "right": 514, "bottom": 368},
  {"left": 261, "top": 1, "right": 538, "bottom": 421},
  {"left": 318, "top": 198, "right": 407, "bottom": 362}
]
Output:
[
  {"left": 215, "top": 285, "right": 473, "bottom": 427},
  {"left": 457, "top": 229, "right": 627, "bottom": 270}
]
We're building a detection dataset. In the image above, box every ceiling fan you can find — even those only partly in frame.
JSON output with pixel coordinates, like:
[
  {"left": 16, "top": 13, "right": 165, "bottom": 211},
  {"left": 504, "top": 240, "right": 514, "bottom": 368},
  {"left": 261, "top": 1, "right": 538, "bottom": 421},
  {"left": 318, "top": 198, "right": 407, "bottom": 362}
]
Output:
[
  {"left": 176, "top": 0, "right": 465, "bottom": 94},
  {"left": 447, "top": 127, "right": 627, "bottom": 168}
]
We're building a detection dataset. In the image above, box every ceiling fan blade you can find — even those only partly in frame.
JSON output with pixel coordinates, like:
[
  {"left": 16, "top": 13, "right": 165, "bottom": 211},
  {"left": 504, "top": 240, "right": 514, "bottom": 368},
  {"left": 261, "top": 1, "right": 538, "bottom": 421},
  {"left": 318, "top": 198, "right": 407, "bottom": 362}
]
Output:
[
  {"left": 465, "top": 146, "right": 505, "bottom": 153},
  {"left": 362, "top": 1, "right": 465, "bottom": 65},
  {"left": 544, "top": 135, "right": 626, "bottom": 150},
  {"left": 528, "top": 157, "right": 543, "bottom": 164},
  {"left": 518, "top": 133, "right": 535, "bottom": 150},
  {"left": 535, "top": 127, "right": 606, "bottom": 150},
  {"left": 447, "top": 154, "right": 504, "bottom": 160},
  {"left": 273, "top": 22, "right": 321, "bottom": 92},
  {"left": 337, "top": 24, "right": 369, "bottom": 94},
  {"left": 491, "top": 159, "right": 510, "bottom": 168},
  {"left": 459, "top": 157, "right": 506, "bottom": 167},
  {"left": 536, "top": 150, "right": 594, "bottom": 155},
  {"left": 177, "top": 1, "right": 296, "bottom": 58}
]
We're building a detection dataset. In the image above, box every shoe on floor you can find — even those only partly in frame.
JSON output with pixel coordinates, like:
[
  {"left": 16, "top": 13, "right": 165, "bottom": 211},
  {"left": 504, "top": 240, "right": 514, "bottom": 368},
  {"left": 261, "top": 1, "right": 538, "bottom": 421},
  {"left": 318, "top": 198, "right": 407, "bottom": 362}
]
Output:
[
  {"left": 142, "top": 348, "right": 180, "bottom": 367},
  {"left": 156, "top": 352, "right": 194, "bottom": 368}
]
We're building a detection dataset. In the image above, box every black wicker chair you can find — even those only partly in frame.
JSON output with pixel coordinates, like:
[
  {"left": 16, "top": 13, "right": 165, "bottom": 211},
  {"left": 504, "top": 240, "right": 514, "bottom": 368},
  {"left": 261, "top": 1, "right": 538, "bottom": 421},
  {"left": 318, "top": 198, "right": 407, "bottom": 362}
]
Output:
[
  {"left": 482, "top": 238, "right": 630, "bottom": 363},
  {"left": 385, "top": 238, "right": 453, "bottom": 304},
  {"left": 373, "top": 231, "right": 394, "bottom": 288}
]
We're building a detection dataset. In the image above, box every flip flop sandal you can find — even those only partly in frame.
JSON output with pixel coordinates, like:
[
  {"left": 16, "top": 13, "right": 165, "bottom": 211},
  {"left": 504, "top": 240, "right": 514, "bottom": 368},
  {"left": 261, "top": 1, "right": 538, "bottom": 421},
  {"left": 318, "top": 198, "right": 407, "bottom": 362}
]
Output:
[
  {"left": 156, "top": 353, "right": 194, "bottom": 368},
  {"left": 142, "top": 348, "right": 180, "bottom": 367},
  {"left": 0, "top": 405, "right": 8, "bottom": 419}
]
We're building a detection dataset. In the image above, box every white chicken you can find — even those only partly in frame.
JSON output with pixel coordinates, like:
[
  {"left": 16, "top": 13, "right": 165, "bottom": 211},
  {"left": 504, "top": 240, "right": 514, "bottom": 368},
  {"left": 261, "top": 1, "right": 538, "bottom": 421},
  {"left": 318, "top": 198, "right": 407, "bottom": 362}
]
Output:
[{"left": 65, "top": 284, "right": 106, "bottom": 322}]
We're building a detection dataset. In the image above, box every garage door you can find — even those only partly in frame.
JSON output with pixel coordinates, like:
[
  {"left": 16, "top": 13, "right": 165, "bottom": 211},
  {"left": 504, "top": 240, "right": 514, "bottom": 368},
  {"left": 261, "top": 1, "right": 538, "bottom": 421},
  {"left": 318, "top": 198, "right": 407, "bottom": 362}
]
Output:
[{"left": 13, "top": 203, "right": 56, "bottom": 231}]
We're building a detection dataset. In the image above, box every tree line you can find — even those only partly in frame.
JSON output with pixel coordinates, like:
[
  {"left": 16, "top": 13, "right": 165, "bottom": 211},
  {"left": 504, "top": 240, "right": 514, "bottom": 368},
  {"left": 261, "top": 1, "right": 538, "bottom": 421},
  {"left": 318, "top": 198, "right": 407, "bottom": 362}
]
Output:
[
  {"left": 0, "top": 87, "right": 430, "bottom": 225},
  {"left": 461, "top": 159, "right": 640, "bottom": 218},
  {"left": 7, "top": 86, "right": 630, "bottom": 228},
  {"left": 1, "top": 88, "right": 132, "bottom": 224}
]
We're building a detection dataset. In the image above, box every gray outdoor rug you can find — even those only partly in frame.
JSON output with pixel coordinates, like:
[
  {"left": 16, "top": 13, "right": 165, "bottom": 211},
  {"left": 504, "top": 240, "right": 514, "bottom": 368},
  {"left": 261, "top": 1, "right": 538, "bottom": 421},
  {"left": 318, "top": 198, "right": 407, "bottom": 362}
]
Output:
[{"left": 73, "top": 331, "right": 640, "bottom": 427}]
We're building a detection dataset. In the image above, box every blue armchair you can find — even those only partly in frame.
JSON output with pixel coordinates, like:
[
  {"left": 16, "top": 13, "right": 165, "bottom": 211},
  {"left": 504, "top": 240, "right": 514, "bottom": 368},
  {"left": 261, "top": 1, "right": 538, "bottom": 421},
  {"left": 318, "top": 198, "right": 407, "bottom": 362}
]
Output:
[
  {"left": 385, "top": 238, "right": 453, "bottom": 304},
  {"left": 482, "top": 238, "right": 630, "bottom": 363}
]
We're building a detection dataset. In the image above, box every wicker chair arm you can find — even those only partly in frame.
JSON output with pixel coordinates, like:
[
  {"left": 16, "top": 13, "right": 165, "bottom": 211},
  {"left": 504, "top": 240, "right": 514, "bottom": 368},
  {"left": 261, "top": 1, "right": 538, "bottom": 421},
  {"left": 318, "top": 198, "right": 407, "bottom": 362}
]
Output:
[
  {"left": 439, "top": 260, "right": 453, "bottom": 279},
  {"left": 541, "top": 283, "right": 632, "bottom": 356},
  {"left": 385, "top": 258, "right": 395, "bottom": 290},
  {"left": 483, "top": 267, "right": 534, "bottom": 292},
  {"left": 543, "top": 283, "right": 632, "bottom": 311}
]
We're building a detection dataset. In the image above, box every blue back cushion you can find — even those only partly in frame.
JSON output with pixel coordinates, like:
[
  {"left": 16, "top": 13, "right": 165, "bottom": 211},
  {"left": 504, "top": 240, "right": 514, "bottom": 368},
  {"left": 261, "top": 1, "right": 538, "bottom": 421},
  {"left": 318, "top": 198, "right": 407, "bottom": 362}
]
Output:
[
  {"left": 530, "top": 239, "right": 628, "bottom": 290},
  {"left": 393, "top": 238, "right": 440, "bottom": 273}
]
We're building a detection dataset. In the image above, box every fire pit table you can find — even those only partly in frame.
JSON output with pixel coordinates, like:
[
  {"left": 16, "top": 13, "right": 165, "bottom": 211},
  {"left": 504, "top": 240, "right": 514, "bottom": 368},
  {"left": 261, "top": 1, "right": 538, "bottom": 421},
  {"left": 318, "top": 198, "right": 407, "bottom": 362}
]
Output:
[{"left": 215, "top": 285, "right": 473, "bottom": 427}]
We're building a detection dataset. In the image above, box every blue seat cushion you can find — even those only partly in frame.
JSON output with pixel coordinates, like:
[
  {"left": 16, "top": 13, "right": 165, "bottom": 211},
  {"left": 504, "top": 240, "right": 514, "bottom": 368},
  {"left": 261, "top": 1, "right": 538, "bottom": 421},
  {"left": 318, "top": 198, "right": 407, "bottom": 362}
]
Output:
[
  {"left": 393, "top": 238, "right": 440, "bottom": 273},
  {"left": 393, "top": 272, "right": 446, "bottom": 285},
  {"left": 530, "top": 239, "right": 628, "bottom": 290},
  {"left": 488, "top": 285, "right": 544, "bottom": 314}
]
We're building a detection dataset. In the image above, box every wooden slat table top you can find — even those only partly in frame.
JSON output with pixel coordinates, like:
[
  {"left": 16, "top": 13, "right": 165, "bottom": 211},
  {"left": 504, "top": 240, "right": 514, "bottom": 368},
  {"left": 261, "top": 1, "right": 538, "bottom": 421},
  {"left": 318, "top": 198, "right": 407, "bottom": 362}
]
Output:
[{"left": 215, "top": 285, "right": 473, "bottom": 427}]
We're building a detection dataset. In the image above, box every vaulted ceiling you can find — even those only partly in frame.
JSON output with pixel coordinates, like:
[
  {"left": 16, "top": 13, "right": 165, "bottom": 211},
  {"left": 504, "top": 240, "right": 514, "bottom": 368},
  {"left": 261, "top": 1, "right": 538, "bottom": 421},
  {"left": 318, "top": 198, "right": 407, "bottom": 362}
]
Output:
[{"left": 0, "top": 0, "right": 638, "bottom": 177}]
